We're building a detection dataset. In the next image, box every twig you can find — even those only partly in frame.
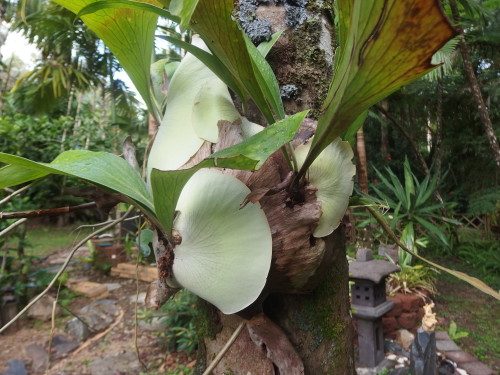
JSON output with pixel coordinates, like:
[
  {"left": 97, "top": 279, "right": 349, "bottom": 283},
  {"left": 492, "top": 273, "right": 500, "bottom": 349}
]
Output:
[
  {"left": 366, "top": 205, "right": 500, "bottom": 300},
  {"left": 202, "top": 321, "right": 246, "bottom": 375},
  {"left": 46, "top": 282, "right": 63, "bottom": 373},
  {"left": 134, "top": 218, "right": 147, "bottom": 371},
  {"left": 72, "top": 308, "right": 125, "bottom": 355},
  {"left": 0, "top": 182, "right": 35, "bottom": 206},
  {"left": 0, "top": 207, "right": 133, "bottom": 334},
  {"left": 0, "top": 218, "right": 28, "bottom": 239},
  {"left": 75, "top": 215, "right": 141, "bottom": 230},
  {"left": 0, "top": 202, "right": 96, "bottom": 220}
]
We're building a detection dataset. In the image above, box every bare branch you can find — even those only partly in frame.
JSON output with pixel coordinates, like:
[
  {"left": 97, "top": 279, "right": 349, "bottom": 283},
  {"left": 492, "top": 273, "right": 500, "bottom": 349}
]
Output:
[
  {"left": 0, "top": 202, "right": 96, "bottom": 220},
  {"left": 0, "top": 182, "right": 36, "bottom": 206},
  {"left": 0, "top": 207, "right": 133, "bottom": 334},
  {"left": 0, "top": 218, "right": 28, "bottom": 239}
]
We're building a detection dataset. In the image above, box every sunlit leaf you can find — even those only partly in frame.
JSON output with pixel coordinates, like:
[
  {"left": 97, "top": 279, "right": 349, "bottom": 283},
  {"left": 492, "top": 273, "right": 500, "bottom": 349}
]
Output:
[
  {"left": 0, "top": 151, "right": 154, "bottom": 213},
  {"left": 171, "top": 169, "right": 272, "bottom": 314},
  {"left": 169, "top": 0, "right": 199, "bottom": 30},
  {"left": 257, "top": 30, "right": 284, "bottom": 57},
  {"left": 299, "top": 0, "right": 458, "bottom": 176},
  {"left": 190, "top": 0, "right": 284, "bottom": 122},
  {"left": 56, "top": 0, "right": 163, "bottom": 116}
]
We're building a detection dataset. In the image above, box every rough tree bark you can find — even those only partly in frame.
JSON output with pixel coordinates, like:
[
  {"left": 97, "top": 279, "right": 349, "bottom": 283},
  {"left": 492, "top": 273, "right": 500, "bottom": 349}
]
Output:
[{"left": 191, "top": 2, "right": 356, "bottom": 374}]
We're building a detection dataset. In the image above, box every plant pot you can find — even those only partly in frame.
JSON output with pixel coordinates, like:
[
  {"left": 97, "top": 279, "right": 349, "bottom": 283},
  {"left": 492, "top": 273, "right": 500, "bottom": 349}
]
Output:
[{"left": 91, "top": 238, "right": 127, "bottom": 268}]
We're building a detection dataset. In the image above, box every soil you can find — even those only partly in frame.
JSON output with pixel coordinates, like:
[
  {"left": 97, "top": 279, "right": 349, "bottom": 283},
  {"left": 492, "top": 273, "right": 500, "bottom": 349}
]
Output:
[
  {"left": 0, "top": 248, "right": 195, "bottom": 374},
  {"left": 434, "top": 271, "right": 500, "bottom": 372}
]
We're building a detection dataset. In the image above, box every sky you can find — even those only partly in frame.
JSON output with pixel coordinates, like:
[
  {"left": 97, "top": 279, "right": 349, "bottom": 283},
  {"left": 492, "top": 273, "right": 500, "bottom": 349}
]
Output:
[
  {"left": 0, "top": 28, "right": 39, "bottom": 69},
  {"left": 1, "top": 27, "right": 145, "bottom": 106}
]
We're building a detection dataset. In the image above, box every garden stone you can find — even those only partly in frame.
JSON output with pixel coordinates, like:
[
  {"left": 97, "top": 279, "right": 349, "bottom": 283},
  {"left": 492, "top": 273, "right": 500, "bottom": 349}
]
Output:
[
  {"left": 395, "top": 329, "right": 415, "bottom": 351},
  {"left": 138, "top": 317, "right": 167, "bottom": 332},
  {"left": 50, "top": 334, "right": 79, "bottom": 355},
  {"left": 459, "top": 361, "right": 494, "bottom": 375},
  {"left": 27, "top": 295, "right": 60, "bottom": 321},
  {"left": 79, "top": 299, "right": 119, "bottom": 332},
  {"left": 128, "top": 292, "right": 147, "bottom": 304},
  {"left": 444, "top": 350, "right": 477, "bottom": 364},
  {"left": 103, "top": 283, "right": 122, "bottom": 292},
  {"left": 24, "top": 344, "right": 48, "bottom": 374},
  {"left": 384, "top": 340, "right": 410, "bottom": 357},
  {"left": 389, "top": 368, "right": 410, "bottom": 375},
  {"left": 66, "top": 317, "right": 90, "bottom": 342},
  {"left": 435, "top": 331, "right": 451, "bottom": 340},
  {"left": 88, "top": 351, "right": 141, "bottom": 375},
  {"left": 410, "top": 328, "right": 437, "bottom": 375},
  {"left": 436, "top": 339, "right": 460, "bottom": 352},
  {"left": 1, "top": 359, "right": 27, "bottom": 375},
  {"left": 437, "top": 359, "right": 455, "bottom": 375}
]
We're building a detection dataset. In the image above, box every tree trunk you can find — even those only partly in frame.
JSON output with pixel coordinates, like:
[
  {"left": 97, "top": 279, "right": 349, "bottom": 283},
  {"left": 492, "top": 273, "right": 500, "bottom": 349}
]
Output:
[
  {"left": 449, "top": 0, "right": 500, "bottom": 170},
  {"left": 192, "top": 2, "right": 356, "bottom": 374},
  {"left": 356, "top": 127, "right": 369, "bottom": 194}
]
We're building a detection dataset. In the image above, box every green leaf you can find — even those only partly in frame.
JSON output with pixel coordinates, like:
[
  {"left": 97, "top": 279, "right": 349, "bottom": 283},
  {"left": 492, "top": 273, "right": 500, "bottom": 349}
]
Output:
[
  {"left": 56, "top": 0, "right": 163, "bottom": 117},
  {"left": 298, "top": 0, "right": 457, "bottom": 177},
  {"left": 150, "top": 111, "right": 308, "bottom": 237},
  {"left": 169, "top": 0, "right": 198, "bottom": 29},
  {"left": 364, "top": 201, "right": 500, "bottom": 300},
  {"left": 0, "top": 151, "right": 154, "bottom": 212},
  {"left": 171, "top": 169, "right": 272, "bottom": 314},
  {"left": 257, "top": 30, "right": 284, "bottom": 57},
  {"left": 190, "top": 0, "right": 284, "bottom": 122},
  {"left": 0, "top": 165, "right": 47, "bottom": 189}
]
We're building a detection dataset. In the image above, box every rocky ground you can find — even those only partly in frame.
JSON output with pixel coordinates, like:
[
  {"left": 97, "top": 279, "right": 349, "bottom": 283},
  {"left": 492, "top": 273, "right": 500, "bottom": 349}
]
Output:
[{"left": 0, "top": 248, "right": 195, "bottom": 375}]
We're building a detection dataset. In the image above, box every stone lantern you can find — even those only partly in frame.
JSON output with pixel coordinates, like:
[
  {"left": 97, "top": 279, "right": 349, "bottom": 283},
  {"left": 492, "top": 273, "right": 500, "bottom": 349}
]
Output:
[{"left": 349, "top": 248, "right": 399, "bottom": 367}]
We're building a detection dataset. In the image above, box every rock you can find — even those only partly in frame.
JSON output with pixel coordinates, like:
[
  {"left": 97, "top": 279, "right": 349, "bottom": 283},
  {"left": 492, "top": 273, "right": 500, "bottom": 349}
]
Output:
[
  {"left": 88, "top": 351, "right": 141, "bottom": 375},
  {"left": 103, "top": 283, "right": 122, "bottom": 292},
  {"left": 436, "top": 339, "right": 461, "bottom": 352},
  {"left": 459, "top": 361, "right": 494, "bottom": 375},
  {"left": 66, "top": 317, "right": 90, "bottom": 342},
  {"left": 410, "top": 328, "right": 437, "bottom": 375},
  {"left": 50, "top": 334, "right": 79, "bottom": 355},
  {"left": 444, "top": 350, "right": 477, "bottom": 364},
  {"left": 435, "top": 331, "right": 451, "bottom": 340},
  {"left": 138, "top": 317, "right": 167, "bottom": 332},
  {"left": 1, "top": 359, "right": 27, "bottom": 375},
  {"left": 24, "top": 344, "right": 49, "bottom": 374},
  {"left": 26, "top": 295, "right": 60, "bottom": 322},
  {"left": 79, "top": 299, "right": 119, "bottom": 332},
  {"left": 128, "top": 292, "right": 146, "bottom": 305},
  {"left": 384, "top": 340, "right": 410, "bottom": 357},
  {"left": 399, "top": 294, "right": 423, "bottom": 313},
  {"left": 395, "top": 329, "right": 415, "bottom": 351},
  {"left": 383, "top": 316, "right": 398, "bottom": 334},
  {"left": 437, "top": 359, "right": 455, "bottom": 375},
  {"left": 389, "top": 368, "right": 411, "bottom": 375},
  {"left": 397, "top": 312, "right": 418, "bottom": 330}
]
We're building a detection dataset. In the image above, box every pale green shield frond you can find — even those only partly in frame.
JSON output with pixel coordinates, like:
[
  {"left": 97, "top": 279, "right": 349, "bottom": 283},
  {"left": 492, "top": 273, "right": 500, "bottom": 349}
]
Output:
[
  {"left": 296, "top": 138, "right": 356, "bottom": 238},
  {"left": 54, "top": 0, "right": 160, "bottom": 115},
  {"left": 148, "top": 36, "right": 239, "bottom": 172},
  {"left": 172, "top": 169, "right": 272, "bottom": 314},
  {"left": 192, "top": 77, "right": 240, "bottom": 143}
]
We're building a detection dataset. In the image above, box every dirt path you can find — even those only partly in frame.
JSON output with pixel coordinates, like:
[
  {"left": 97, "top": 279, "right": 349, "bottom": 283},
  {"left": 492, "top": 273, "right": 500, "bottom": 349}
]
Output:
[{"left": 0, "top": 249, "right": 195, "bottom": 374}]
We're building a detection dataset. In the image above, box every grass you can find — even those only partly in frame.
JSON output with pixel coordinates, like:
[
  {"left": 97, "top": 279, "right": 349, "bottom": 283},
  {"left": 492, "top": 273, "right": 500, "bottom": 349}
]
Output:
[
  {"left": 433, "top": 258, "right": 500, "bottom": 371},
  {"left": 4, "top": 222, "right": 96, "bottom": 257}
]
